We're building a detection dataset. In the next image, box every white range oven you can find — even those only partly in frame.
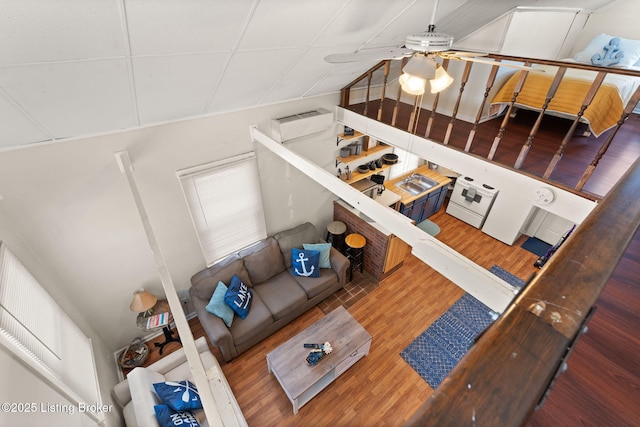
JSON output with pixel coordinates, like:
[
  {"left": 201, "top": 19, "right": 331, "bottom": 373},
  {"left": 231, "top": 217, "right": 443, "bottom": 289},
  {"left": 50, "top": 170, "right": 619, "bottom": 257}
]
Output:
[{"left": 446, "top": 176, "right": 499, "bottom": 228}]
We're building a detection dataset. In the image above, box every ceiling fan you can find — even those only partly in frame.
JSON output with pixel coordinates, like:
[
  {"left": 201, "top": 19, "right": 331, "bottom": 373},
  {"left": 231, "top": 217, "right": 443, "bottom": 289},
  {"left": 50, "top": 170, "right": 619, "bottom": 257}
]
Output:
[{"left": 324, "top": 0, "right": 533, "bottom": 95}]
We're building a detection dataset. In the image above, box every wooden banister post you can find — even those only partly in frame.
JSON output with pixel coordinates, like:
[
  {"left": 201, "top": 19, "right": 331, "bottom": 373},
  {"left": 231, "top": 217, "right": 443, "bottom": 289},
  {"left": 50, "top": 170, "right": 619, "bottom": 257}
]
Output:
[
  {"left": 465, "top": 63, "right": 499, "bottom": 152},
  {"left": 443, "top": 61, "right": 473, "bottom": 145},
  {"left": 514, "top": 66, "right": 567, "bottom": 169},
  {"left": 544, "top": 71, "right": 606, "bottom": 179}
]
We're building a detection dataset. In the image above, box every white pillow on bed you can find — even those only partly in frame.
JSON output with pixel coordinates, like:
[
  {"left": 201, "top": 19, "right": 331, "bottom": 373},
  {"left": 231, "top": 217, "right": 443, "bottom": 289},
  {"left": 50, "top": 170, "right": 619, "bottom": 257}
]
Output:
[{"left": 574, "top": 33, "right": 640, "bottom": 68}]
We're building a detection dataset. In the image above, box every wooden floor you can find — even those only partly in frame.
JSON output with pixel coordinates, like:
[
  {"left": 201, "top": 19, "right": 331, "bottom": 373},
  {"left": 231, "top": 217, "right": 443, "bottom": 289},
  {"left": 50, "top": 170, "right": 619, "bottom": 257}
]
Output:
[
  {"left": 215, "top": 208, "right": 541, "bottom": 426},
  {"left": 130, "top": 104, "right": 640, "bottom": 424}
]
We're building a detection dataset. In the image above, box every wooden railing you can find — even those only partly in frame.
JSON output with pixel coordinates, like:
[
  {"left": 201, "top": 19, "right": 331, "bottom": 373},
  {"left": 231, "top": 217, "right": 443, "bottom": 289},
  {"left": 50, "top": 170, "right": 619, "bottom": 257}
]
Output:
[
  {"left": 340, "top": 53, "right": 640, "bottom": 199},
  {"left": 405, "top": 154, "right": 640, "bottom": 426}
]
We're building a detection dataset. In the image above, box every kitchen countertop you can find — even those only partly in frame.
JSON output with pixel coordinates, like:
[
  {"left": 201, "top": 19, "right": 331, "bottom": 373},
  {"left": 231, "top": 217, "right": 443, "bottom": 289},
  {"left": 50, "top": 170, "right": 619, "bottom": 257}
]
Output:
[{"left": 384, "top": 165, "right": 452, "bottom": 205}]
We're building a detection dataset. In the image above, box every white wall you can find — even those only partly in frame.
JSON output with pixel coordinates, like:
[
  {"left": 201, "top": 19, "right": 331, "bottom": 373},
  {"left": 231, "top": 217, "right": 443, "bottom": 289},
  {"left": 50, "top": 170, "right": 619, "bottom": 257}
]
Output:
[
  {"left": 0, "top": 93, "right": 340, "bottom": 419},
  {"left": 0, "top": 208, "right": 119, "bottom": 425},
  {"left": 571, "top": 0, "right": 640, "bottom": 55},
  {"left": 0, "top": 348, "right": 102, "bottom": 427}
]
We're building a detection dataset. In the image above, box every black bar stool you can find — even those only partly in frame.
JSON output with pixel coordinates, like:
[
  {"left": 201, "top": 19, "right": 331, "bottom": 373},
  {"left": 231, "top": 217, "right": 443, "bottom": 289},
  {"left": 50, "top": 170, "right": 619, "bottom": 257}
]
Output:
[
  {"left": 345, "top": 233, "right": 366, "bottom": 281},
  {"left": 326, "top": 221, "right": 347, "bottom": 253}
]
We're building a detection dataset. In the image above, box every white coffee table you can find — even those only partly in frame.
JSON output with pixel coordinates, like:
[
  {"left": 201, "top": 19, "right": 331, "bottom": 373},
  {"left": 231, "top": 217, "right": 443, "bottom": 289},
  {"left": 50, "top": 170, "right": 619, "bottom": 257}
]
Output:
[{"left": 266, "top": 306, "right": 372, "bottom": 414}]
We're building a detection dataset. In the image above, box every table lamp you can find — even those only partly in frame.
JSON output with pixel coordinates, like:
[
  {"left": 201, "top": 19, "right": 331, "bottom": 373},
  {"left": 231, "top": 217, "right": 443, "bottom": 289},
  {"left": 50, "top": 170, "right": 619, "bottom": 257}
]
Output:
[{"left": 130, "top": 288, "right": 157, "bottom": 313}]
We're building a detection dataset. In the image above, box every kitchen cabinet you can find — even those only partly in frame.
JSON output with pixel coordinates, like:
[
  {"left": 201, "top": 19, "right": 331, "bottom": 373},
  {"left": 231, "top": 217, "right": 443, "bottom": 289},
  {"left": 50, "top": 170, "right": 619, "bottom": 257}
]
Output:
[
  {"left": 399, "top": 185, "right": 447, "bottom": 223},
  {"left": 384, "top": 235, "right": 412, "bottom": 274}
]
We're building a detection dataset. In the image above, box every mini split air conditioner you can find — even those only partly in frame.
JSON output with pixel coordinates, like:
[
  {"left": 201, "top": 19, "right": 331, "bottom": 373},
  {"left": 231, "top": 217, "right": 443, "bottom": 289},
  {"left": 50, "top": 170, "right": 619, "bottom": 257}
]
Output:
[{"left": 271, "top": 108, "right": 333, "bottom": 142}]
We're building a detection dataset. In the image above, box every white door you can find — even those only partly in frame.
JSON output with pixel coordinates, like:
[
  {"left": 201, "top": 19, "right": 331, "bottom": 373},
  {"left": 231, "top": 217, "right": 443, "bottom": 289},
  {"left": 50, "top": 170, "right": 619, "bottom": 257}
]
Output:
[{"left": 533, "top": 211, "right": 575, "bottom": 245}]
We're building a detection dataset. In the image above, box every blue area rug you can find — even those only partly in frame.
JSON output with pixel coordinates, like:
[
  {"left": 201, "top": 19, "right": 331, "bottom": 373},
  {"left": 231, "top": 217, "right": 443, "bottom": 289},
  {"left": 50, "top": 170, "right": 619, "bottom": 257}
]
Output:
[
  {"left": 488, "top": 265, "right": 526, "bottom": 289},
  {"left": 400, "top": 265, "right": 524, "bottom": 389},
  {"left": 521, "top": 237, "right": 552, "bottom": 257}
]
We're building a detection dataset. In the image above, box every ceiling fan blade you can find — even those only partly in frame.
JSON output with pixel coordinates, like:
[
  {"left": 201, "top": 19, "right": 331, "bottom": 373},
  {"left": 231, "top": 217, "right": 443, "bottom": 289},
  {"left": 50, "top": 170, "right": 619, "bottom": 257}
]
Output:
[
  {"left": 444, "top": 51, "right": 488, "bottom": 58},
  {"left": 324, "top": 47, "right": 413, "bottom": 64},
  {"left": 456, "top": 56, "right": 542, "bottom": 72}
]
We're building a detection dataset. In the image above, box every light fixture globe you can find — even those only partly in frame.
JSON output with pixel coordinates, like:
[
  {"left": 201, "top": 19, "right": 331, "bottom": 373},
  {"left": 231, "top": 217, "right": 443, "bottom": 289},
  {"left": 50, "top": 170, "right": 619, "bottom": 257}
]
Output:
[
  {"left": 399, "top": 73, "right": 426, "bottom": 95},
  {"left": 430, "top": 65, "right": 454, "bottom": 93}
]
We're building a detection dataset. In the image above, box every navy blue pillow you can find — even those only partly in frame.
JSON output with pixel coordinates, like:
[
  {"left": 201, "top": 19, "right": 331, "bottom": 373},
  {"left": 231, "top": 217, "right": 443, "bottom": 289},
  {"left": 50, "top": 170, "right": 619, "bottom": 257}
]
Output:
[
  {"left": 153, "top": 380, "right": 202, "bottom": 411},
  {"left": 154, "top": 404, "right": 200, "bottom": 427},
  {"left": 291, "top": 248, "right": 320, "bottom": 278},
  {"left": 224, "top": 274, "right": 253, "bottom": 319}
]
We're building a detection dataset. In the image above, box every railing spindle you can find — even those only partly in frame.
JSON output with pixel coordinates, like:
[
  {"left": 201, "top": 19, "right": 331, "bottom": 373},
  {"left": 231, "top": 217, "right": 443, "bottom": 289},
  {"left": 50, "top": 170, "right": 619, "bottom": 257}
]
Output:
[
  {"left": 465, "top": 63, "right": 500, "bottom": 152},
  {"left": 544, "top": 71, "right": 606, "bottom": 179},
  {"left": 514, "top": 66, "right": 567, "bottom": 169},
  {"left": 426, "top": 58, "right": 449, "bottom": 139},
  {"left": 377, "top": 61, "right": 390, "bottom": 121},
  {"left": 443, "top": 61, "right": 473, "bottom": 145},
  {"left": 363, "top": 71, "right": 372, "bottom": 116},
  {"left": 576, "top": 86, "right": 640, "bottom": 191},
  {"left": 392, "top": 57, "right": 408, "bottom": 127},
  {"left": 488, "top": 64, "right": 531, "bottom": 160}
]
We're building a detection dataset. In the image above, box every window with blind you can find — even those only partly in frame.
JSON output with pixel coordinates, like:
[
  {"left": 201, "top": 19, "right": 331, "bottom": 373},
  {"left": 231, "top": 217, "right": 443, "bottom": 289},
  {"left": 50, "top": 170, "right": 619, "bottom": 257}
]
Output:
[
  {"left": 0, "top": 241, "right": 101, "bottom": 408},
  {"left": 179, "top": 152, "right": 268, "bottom": 266}
]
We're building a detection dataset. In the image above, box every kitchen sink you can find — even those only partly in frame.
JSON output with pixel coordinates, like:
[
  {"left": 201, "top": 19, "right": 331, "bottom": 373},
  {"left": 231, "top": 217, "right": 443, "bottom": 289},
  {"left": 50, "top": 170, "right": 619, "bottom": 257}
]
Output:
[
  {"left": 394, "top": 173, "right": 438, "bottom": 195},
  {"left": 396, "top": 181, "right": 426, "bottom": 195},
  {"left": 410, "top": 174, "right": 438, "bottom": 189}
]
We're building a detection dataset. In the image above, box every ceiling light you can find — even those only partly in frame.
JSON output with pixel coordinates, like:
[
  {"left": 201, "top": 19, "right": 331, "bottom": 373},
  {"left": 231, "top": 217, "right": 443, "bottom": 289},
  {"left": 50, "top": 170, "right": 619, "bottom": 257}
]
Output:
[
  {"left": 399, "top": 73, "right": 426, "bottom": 95},
  {"left": 430, "top": 65, "right": 454, "bottom": 93},
  {"left": 400, "top": 55, "right": 453, "bottom": 95},
  {"left": 399, "top": 55, "right": 437, "bottom": 95}
]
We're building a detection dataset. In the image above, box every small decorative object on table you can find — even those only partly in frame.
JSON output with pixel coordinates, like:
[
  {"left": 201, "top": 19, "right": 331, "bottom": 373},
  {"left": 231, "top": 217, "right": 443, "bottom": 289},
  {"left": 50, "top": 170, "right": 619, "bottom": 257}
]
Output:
[
  {"left": 343, "top": 126, "right": 354, "bottom": 136},
  {"left": 119, "top": 337, "right": 149, "bottom": 369},
  {"left": 304, "top": 342, "right": 333, "bottom": 366}
]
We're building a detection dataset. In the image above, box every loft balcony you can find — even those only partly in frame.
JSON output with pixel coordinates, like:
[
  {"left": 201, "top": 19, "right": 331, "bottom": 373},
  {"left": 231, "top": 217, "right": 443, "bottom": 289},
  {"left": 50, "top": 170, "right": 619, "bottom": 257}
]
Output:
[{"left": 338, "top": 53, "right": 640, "bottom": 200}]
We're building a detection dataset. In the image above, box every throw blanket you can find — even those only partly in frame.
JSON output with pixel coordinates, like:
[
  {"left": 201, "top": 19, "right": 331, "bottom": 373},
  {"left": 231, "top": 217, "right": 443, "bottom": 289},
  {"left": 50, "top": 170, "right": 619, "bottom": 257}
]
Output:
[{"left": 491, "top": 70, "right": 624, "bottom": 137}]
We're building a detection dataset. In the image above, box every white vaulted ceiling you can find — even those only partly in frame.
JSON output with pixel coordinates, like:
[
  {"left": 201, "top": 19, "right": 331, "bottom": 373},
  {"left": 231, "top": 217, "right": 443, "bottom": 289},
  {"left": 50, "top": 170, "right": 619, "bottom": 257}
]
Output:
[{"left": 0, "top": 0, "right": 614, "bottom": 149}]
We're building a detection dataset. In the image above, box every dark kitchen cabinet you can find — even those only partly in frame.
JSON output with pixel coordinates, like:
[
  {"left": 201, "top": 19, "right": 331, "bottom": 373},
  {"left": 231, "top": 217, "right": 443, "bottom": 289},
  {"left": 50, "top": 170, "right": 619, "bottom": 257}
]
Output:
[{"left": 399, "top": 185, "right": 447, "bottom": 223}]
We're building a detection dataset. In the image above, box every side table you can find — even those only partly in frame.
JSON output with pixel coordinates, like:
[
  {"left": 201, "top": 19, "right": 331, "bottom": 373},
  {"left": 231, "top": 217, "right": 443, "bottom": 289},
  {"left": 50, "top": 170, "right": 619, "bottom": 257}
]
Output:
[{"left": 136, "top": 299, "right": 182, "bottom": 355}]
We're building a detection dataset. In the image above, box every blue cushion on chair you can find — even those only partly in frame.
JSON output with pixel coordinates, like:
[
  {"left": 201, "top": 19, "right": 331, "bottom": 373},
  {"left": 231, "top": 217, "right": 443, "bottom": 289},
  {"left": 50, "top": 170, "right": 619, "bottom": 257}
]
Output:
[
  {"left": 153, "top": 380, "right": 202, "bottom": 411},
  {"left": 303, "top": 243, "right": 331, "bottom": 268},
  {"left": 224, "top": 274, "right": 253, "bottom": 319},
  {"left": 291, "top": 248, "right": 320, "bottom": 278},
  {"left": 154, "top": 404, "right": 200, "bottom": 427},
  {"left": 205, "top": 281, "right": 234, "bottom": 327}
]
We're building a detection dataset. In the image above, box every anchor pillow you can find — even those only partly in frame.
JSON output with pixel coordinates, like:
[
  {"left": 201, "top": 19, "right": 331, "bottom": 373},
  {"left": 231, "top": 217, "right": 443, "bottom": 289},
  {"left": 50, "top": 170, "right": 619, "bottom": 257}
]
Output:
[
  {"left": 291, "top": 248, "right": 320, "bottom": 278},
  {"left": 224, "top": 274, "right": 253, "bottom": 319}
]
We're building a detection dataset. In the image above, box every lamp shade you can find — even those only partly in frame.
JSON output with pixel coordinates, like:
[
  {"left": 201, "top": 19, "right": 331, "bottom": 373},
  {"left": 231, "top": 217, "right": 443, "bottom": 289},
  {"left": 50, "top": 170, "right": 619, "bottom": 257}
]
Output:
[
  {"left": 130, "top": 288, "right": 157, "bottom": 312},
  {"left": 399, "top": 73, "right": 426, "bottom": 95},
  {"left": 400, "top": 55, "right": 439, "bottom": 95},
  {"left": 402, "top": 55, "right": 437, "bottom": 79},
  {"left": 430, "top": 65, "right": 454, "bottom": 93}
]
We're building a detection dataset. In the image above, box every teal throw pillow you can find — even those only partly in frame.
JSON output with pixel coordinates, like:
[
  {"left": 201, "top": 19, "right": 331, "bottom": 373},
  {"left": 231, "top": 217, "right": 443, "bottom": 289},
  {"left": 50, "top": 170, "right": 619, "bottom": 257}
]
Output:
[
  {"left": 303, "top": 243, "right": 331, "bottom": 268},
  {"left": 205, "top": 281, "right": 234, "bottom": 327},
  {"left": 291, "top": 248, "right": 320, "bottom": 278},
  {"left": 154, "top": 404, "right": 200, "bottom": 427},
  {"left": 224, "top": 274, "right": 253, "bottom": 319},
  {"left": 153, "top": 380, "right": 202, "bottom": 411}
]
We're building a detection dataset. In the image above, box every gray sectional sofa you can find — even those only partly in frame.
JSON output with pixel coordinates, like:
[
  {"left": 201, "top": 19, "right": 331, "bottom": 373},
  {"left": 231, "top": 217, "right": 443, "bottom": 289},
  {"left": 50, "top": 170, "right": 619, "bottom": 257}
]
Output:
[{"left": 189, "top": 222, "right": 349, "bottom": 362}]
